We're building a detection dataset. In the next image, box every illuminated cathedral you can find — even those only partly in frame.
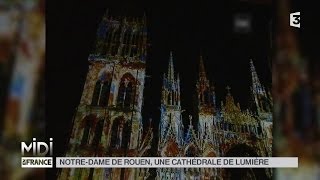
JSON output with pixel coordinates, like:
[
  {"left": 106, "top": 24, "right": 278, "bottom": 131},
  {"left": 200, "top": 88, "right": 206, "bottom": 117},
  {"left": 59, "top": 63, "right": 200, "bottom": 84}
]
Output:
[
  {"left": 58, "top": 11, "right": 273, "bottom": 180},
  {"left": 156, "top": 54, "right": 272, "bottom": 180}
]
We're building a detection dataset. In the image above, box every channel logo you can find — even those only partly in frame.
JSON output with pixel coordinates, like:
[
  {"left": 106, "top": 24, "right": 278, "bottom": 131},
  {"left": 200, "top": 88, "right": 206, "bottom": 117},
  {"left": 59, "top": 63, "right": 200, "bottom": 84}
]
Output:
[
  {"left": 21, "top": 138, "right": 53, "bottom": 168},
  {"left": 290, "top": 12, "right": 300, "bottom": 28}
]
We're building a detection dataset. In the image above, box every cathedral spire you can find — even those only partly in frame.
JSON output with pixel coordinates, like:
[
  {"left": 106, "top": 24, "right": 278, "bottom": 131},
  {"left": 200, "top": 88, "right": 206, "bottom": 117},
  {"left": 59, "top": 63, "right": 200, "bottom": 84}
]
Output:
[
  {"left": 250, "top": 59, "right": 271, "bottom": 114},
  {"left": 196, "top": 55, "right": 215, "bottom": 146},
  {"left": 162, "top": 52, "right": 180, "bottom": 106},
  {"left": 167, "top": 51, "right": 175, "bottom": 84},
  {"left": 196, "top": 55, "right": 213, "bottom": 107},
  {"left": 250, "top": 59, "right": 266, "bottom": 96},
  {"left": 159, "top": 52, "right": 183, "bottom": 148},
  {"left": 199, "top": 55, "right": 207, "bottom": 81},
  {"left": 250, "top": 60, "right": 260, "bottom": 87}
]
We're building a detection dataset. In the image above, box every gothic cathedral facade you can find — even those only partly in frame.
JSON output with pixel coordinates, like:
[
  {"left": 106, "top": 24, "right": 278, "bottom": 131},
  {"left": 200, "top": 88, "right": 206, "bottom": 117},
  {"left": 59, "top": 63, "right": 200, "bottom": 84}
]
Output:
[
  {"left": 156, "top": 55, "right": 273, "bottom": 179},
  {"left": 59, "top": 12, "right": 273, "bottom": 180},
  {"left": 58, "top": 12, "right": 153, "bottom": 180}
]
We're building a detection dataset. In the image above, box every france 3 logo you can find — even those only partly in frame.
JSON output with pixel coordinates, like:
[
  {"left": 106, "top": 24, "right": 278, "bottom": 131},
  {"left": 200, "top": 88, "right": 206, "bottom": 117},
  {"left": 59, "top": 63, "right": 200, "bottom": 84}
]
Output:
[
  {"left": 21, "top": 138, "right": 53, "bottom": 168},
  {"left": 290, "top": 12, "right": 300, "bottom": 28}
]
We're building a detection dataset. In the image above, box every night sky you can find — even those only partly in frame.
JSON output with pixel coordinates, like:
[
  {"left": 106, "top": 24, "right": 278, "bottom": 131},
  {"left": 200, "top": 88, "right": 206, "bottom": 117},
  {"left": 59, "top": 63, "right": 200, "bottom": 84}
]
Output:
[{"left": 47, "top": 0, "right": 272, "bottom": 175}]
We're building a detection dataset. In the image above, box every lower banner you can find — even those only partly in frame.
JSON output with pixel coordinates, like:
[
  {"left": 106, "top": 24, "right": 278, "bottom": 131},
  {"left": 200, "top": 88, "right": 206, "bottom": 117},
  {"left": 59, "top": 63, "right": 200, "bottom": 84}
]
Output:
[{"left": 55, "top": 157, "right": 298, "bottom": 168}]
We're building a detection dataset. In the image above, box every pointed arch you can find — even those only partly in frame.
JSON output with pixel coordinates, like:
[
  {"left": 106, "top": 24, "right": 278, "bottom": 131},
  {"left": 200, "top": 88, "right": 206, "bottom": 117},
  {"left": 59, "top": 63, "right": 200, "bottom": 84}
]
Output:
[
  {"left": 110, "top": 116, "right": 130, "bottom": 149},
  {"left": 81, "top": 115, "right": 96, "bottom": 146},
  {"left": 117, "top": 73, "right": 136, "bottom": 108},
  {"left": 99, "top": 82, "right": 111, "bottom": 106},
  {"left": 122, "top": 28, "right": 132, "bottom": 56},
  {"left": 121, "top": 121, "right": 130, "bottom": 149},
  {"left": 92, "top": 81, "right": 102, "bottom": 106},
  {"left": 130, "top": 32, "right": 138, "bottom": 57},
  {"left": 105, "top": 26, "right": 113, "bottom": 53},
  {"left": 91, "top": 71, "right": 112, "bottom": 106},
  {"left": 110, "top": 117, "right": 121, "bottom": 148},
  {"left": 111, "top": 27, "right": 121, "bottom": 56},
  {"left": 92, "top": 119, "right": 104, "bottom": 147}
]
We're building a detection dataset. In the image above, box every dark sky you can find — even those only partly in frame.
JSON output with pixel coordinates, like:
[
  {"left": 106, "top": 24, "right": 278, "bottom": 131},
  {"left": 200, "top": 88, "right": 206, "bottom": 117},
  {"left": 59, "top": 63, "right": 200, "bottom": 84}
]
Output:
[{"left": 47, "top": 0, "right": 272, "bottom": 174}]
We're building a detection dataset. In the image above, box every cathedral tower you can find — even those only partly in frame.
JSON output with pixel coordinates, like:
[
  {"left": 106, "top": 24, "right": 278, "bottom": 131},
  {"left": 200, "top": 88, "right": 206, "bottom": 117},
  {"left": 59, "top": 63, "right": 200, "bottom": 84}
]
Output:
[
  {"left": 156, "top": 52, "right": 184, "bottom": 180},
  {"left": 59, "top": 11, "right": 153, "bottom": 180},
  {"left": 196, "top": 55, "right": 216, "bottom": 147},
  {"left": 250, "top": 59, "right": 273, "bottom": 156},
  {"left": 250, "top": 59, "right": 272, "bottom": 116},
  {"left": 158, "top": 52, "right": 184, "bottom": 155}
]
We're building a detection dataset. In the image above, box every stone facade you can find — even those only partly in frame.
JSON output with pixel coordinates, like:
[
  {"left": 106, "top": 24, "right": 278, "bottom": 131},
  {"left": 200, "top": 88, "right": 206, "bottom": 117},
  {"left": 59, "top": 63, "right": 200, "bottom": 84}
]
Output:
[{"left": 58, "top": 11, "right": 153, "bottom": 180}]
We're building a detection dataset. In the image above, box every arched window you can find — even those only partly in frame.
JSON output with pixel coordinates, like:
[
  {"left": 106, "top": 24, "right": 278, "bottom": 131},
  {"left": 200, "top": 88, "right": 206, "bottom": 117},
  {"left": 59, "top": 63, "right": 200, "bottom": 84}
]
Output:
[
  {"left": 92, "top": 119, "right": 104, "bottom": 147},
  {"left": 124, "top": 82, "right": 133, "bottom": 107},
  {"left": 122, "top": 29, "right": 131, "bottom": 56},
  {"left": 110, "top": 117, "right": 130, "bottom": 149},
  {"left": 130, "top": 33, "right": 138, "bottom": 57},
  {"left": 105, "top": 27, "right": 113, "bottom": 54},
  {"left": 99, "top": 81, "right": 111, "bottom": 106},
  {"left": 91, "top": 72, "right": 112, "bottom": 106},
  {"left": 81, "top": 115, "right": 95, "bottom": 146},
  {"left": 95, "top": 22, "right": 107, "bottom": 55},
  {"left": 121, "top": 121, "right": 130, "bottom": 148},
  {"left": 110, "top": 118, "right": 120, "bottom": 148},
  {"left": 117, "top": 73, "right": 136, "bottom": 108},
  {"left": 92, "top": 81, "right": 102, "bottom": 106},
  {"left": 81, "top": 118, "right": 90, "bottom": 145},
  {"left": 112, "top": 28, "right": 121, "bottom": 56},
  {"left": 117, "top": 81, "right": 126, "bottom": 107}
]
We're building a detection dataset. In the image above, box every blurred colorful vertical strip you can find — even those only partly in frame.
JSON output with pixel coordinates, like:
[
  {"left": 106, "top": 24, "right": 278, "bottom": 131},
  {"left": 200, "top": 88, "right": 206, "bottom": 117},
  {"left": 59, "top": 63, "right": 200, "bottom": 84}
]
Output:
[
  {"left": 274, "top": 0, "right": 320, "bottom": 179},
  {"left": 0, "top": 0, "right": 45, "bottom": 179}
]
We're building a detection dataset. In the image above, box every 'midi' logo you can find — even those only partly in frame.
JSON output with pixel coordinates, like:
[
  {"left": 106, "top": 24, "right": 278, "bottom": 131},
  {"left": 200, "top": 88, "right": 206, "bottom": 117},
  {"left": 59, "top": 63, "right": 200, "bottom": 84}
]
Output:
[
  {"left": 21, "top": 138, "right": 53, "bottom": 156},
  {"left": 21, "top": 138, "right": 53, "bottom": 168}
]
